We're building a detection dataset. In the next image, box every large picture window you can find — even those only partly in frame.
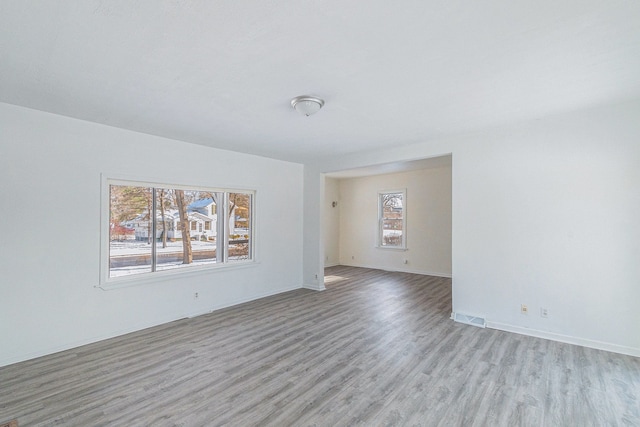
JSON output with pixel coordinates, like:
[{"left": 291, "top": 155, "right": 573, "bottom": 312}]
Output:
[
  {"left": 378, "top": 189, "right": 406, "bottom": 249},
  {"left": 103, "top": 178, "right": 254, "bottom": 286}
]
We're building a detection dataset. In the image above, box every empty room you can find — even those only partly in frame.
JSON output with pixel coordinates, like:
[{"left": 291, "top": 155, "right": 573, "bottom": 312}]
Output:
[{"left": 1, "top": 1, "right": 639, "bottom": 426}]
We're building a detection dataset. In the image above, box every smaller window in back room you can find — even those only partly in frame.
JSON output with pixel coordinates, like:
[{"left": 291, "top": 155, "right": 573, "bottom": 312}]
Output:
[{"left": 378, "top": 189, "right": 406, "bottom": 249}]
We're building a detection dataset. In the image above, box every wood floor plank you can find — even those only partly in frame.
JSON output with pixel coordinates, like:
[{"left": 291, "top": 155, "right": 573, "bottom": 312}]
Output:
[{"left": 1, "top": 266, "right": 639, "bottom": 426}]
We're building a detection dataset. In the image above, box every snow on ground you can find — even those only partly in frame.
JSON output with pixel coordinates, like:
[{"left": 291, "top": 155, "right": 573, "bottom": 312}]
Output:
[
  {"left": 109, "top": 240, "right": 216, "bottom": 256},
  {"left": 108, "top": 239, "right": 248, "bottom": 278},
  {"left": 110, "top": 258, "right": 218, "bottom": 277}
]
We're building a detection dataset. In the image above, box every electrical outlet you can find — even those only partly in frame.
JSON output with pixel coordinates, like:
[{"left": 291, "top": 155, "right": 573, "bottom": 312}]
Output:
[
  {"left": 540, "top": 307, "right": 548, "bottom": 318},
  {"left": 314, "top": 274, "right": 318, "bottom": 279},
  {"left": 351, "top": 255, "right": 355, "bottom": 260},
  {"left": 403, "top": 259, "right": 408, "bottom": 264},
  {"left": 194, "top": 292, "right": 199, "bottom": 299},
  {"left": 521, "top": 304, "right": 528, "bottom": 314}
]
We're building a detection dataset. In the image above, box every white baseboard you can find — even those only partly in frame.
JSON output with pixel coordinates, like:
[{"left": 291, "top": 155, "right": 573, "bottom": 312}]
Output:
[
  {"left": 0, "top": 310, "right": 189, "bottom": 368},
  {"left": 186, "top": 284, "right": 302, "bottom": 318},
  {"left": 487, "top": 321, "right": 640, "bottom": 358},
  {"left": 0, "top": 284, "right": 303, "bottom": 368},
  {"left": 338, "top": 261, "right": 452, "bottom": 278},
  {"left": 302, "top": 282, "right": 326, "bottom": 291}
]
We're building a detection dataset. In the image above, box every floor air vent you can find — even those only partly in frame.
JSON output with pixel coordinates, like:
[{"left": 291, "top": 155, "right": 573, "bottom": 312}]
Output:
[{"left": 452, "top": 312, "right": 486, "bottom": 328}]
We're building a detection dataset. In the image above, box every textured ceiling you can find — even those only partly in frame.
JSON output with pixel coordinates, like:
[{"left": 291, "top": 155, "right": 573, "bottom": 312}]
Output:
[{"left": 1, "top": 1, "right": 639, "bottom": 164}]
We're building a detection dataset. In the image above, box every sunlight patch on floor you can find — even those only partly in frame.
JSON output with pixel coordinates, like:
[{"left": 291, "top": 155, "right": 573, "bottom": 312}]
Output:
[{"left": 324, "top": 275, "right": 349, "bottom": 284}]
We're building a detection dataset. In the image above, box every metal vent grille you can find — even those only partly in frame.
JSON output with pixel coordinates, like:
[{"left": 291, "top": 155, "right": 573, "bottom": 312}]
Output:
[{"left": 452, "top": 312, "right": 486, "bottom": 328}]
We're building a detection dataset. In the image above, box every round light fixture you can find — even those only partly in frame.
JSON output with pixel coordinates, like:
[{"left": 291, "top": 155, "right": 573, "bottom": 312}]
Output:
[{"left": 291, "top": 95, "right": 324, "bottom": 116}]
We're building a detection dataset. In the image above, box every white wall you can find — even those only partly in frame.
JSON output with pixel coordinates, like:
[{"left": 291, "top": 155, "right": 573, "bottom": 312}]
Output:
[
  {"left": 0, "top": 103, "right": 304, "bottom": 367},
  {"left": 306, "top": 99, "right": 640, "bottom": 357},
  {"left": 302, "top": 165, "right": 325, "bottom": 291},
  {"left": 336, "top": 166, "right": 452, "bottom": 276},
  {"left": 323, "top": 177, "right": 340, "bottom": 266}
]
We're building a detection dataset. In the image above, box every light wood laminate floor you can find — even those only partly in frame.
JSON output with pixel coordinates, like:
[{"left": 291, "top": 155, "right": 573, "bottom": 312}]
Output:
[{"left": 1, "top": 266, "right": 639, "bottom": 426}]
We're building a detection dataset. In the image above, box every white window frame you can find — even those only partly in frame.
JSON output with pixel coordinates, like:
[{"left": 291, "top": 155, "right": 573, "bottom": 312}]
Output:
[
  {"left": 99, "top": 175, "right": 256, "bottom": 289},
  {"left": 377, "top": 189, "right": 407, "bottom": 250}
]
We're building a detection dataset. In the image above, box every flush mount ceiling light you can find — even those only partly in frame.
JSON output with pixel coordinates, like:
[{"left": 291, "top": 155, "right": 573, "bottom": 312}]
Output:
[{"left": 291, "top": 95, "right": 324, "bottom": 116}]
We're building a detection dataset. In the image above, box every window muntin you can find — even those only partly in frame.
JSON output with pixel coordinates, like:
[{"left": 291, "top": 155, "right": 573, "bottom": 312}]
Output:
[
  {"left": 378, "top": 190, "right": 406, "bottom": 249},
  {"left": 106, "top": 180, "right": 254, "bottom": 283}
]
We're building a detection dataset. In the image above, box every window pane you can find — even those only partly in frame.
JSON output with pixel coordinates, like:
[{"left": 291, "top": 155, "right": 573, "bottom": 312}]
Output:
[
  {"left": 156, "top": 189, "right": 217, "bottom": 272},
  {"left": 381, "top": 192, "right": 403, "bottom": 247},
  {"left": 228, "top": 192, "right": 251, "bottom": 262},
  {"left": 109, "top": 185, "right": 152, "bottom": 277}
]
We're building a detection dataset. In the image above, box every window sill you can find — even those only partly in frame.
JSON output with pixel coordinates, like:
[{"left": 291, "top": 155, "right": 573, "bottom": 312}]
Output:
[
  {"left": 375, "top": 246, "right": 408, "bottom": 251},
  {"left": 97, "top": 260, "right": 259, "bottom": 290}
]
